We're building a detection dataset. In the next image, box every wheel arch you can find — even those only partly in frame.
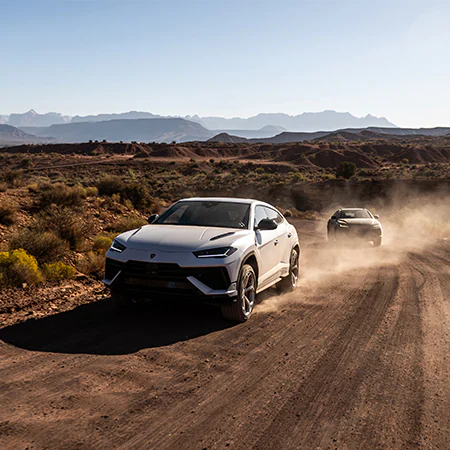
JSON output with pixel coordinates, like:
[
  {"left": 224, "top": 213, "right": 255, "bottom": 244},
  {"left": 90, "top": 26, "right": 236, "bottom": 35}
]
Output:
[{"left": 242, "top": 252, "right": 259, "bottom": 287}]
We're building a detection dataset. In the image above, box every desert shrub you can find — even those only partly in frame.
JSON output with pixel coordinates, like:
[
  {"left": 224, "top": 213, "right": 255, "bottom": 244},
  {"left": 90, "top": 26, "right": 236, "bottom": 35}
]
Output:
[
  {"left": 0, "top": 182, "right": 7, "bottom": 192},
  {"left": 1, "top": 170, "right": 23, "bottom": 187},
  {"left": 336, "top": 161, "right": 356, "bottom": 179},
  {"left": 0, "top": 201, "right": 16, "bottom": 226},
  {"left": 0, "top": 249, "right": 43, "bottom": 287},
  {"left": 27, "top": 182, "right": 39, "bottom": 193},
  {"left": 85, "top": 186, "right": 98, "bottom": 197},
  {"left": 97, "top": 175, "right": 125, "bottom": 196},
  {"left": 20, "top": 157, "right": 33, "bottom": 169},
  {"left": 284, "top": 209, "right": 293, "bottom": 218},
  {"left": 38, "top": 182, "right": 86, "bottom": 208},
  {"left": 93, "top": 235, "right": 113, "bottom": 254},
  {"left": 41, "top": 262, "right": 76, "bottom": 281},
  {"left": 77, "top": 251, "right": 105, "bottom": 279},
  {"left": 9, "top": 229, "right": 68, "bottom": 263},
  {"left": 35, "top": 207, "right": 91, "bottom": 251},
  {"left": 106, "top": 215, "right": 147, "bottom": 233},
  {"left": 402, "top": 158, "right": 409, "bottom": 164},
  {"left": 121, "top": 183, "right": 153, "bottom": 210},
  {"left": 292, "top": 172, "right": 307, "bottom": 182}
]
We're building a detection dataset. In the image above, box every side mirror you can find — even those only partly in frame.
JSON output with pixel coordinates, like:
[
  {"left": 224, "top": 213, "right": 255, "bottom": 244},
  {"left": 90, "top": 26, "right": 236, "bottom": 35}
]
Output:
[
  {"left": 148, "top": 213, "right": 159, "bottom": 224},
  {"left": 256, "top": 218, "right": 278, "bottom": 230},
  {"left": 374, "top": 214, "right": 380, "bottom": 219}
]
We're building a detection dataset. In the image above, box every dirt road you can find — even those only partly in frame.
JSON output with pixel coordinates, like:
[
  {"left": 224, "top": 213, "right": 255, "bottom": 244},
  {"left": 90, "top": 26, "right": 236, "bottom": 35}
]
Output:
[{"left": 0, "top": 221, "right": 449, "bottom": 449}]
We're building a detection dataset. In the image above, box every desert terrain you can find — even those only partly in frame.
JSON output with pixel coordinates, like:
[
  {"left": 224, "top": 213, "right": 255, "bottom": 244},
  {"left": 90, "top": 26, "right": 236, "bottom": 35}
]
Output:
[{"left": 1, "top": 139, "right": 450, "bottom": 448}]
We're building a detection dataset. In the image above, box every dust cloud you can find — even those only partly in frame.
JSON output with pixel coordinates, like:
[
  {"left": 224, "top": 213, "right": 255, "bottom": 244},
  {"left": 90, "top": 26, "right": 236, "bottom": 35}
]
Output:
[{"left": 256, "top": 189, "right": 450, "bottom": 314}]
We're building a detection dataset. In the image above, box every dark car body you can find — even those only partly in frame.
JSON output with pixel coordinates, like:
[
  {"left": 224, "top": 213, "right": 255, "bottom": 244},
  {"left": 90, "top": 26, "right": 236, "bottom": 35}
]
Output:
[{"left": 327, "top": 208, "right": 383, "bottom": 247}]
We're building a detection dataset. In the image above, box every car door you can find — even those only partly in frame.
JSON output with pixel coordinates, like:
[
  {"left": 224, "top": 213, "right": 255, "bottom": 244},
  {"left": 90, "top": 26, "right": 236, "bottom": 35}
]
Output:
[
  {"left": 264, "top": 207, "right": 290, "bottom": 272},
  {"left": 254, "top": 205, "right": 282, "bottom": 288}
]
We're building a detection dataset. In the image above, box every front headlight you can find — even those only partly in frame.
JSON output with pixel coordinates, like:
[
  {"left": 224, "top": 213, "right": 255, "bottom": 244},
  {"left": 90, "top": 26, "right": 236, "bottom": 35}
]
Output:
[
  {"left": 193, "top": 246, "right": 237, "bottom": 258},
  {"left": 337, "top": 222, "right": 349, "bottom": 228},
  {"left": 110, "top": 239, "right": 126, "bottom": 253}
]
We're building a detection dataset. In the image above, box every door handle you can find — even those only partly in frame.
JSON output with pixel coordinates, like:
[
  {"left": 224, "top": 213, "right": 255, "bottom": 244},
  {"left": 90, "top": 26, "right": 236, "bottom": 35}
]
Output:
[{"left": 274, "top": 239, "right": 279, "bottom": 246}]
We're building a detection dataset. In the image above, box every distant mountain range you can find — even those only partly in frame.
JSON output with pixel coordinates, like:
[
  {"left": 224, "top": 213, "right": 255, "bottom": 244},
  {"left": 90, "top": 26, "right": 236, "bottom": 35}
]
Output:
[
  {"left": 21, "top": 119, "right": 213, "bottom": 143},
  {"left": 0, "top": 109, "right": 395, "bottom": 132},
  {"left": 187, "top": 111, "right": 395, "bottom": 131},
  {"left": 0, "top": 124, "right": 48, "bottom": 146},
  {"left": 209, "top": 127, "right": 450, "bottom": 144}
]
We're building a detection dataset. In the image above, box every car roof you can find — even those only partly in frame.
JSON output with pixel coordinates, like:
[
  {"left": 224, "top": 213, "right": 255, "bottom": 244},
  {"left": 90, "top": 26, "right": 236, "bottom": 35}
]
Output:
[
  {"left": 179, "top": 197, "right": 264, "bottom": 206},
  {"left": 339, "top": 207, "right": 366, "bottom": 210}
]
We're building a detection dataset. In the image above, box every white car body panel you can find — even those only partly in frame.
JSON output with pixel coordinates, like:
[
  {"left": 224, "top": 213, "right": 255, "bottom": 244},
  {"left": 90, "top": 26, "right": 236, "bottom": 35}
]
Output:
[{"left": 104, "top": 197, "right": 299, "bottom": 299}]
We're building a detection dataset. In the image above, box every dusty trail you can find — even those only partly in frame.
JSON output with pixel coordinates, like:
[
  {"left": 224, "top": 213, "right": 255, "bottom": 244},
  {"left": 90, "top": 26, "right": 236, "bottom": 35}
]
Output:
[{"left": 0, "top": 222, "right": 449, "bottom": 449}]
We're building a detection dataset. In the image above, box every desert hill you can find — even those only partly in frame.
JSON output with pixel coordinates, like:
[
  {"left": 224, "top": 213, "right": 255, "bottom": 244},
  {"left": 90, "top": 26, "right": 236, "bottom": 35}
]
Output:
[{"left": 4, "top": 134, "right": 450, "bottom": 169}]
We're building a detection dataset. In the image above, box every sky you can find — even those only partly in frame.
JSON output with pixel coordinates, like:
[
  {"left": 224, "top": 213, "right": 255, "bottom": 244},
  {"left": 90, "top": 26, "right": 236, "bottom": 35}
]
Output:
[{"left": 1, "top": 0, "right": 449, "bottom": 128}]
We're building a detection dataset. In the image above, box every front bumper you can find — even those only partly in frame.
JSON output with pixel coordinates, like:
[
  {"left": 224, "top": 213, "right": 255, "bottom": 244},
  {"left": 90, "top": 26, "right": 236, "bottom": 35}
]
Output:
[
  {"left": 336, "top": 226, "right": 382, "bottom": 240},
  {"left": 103, "top": 258, "right": 238, "bottom": 300}
]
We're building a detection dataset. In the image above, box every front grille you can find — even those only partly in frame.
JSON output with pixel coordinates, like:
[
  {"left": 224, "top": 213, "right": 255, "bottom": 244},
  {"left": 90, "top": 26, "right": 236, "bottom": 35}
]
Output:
[{"left": 105, "top": 258, "right": 230, "bottom": 292}]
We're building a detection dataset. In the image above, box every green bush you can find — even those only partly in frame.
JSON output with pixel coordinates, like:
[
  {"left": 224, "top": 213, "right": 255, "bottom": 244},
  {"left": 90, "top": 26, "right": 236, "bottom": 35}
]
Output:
[
  {"left": 38, "top": 183, "right": 86, "bottom": 208},
  {"left": 41, "top": 262, "right": 76, "bottom": 281},
  {"left": 336, "top": 161, "right": 356, "bottom": 179},
  {"left": 0, "top": 249, "right": 43, "bottom": 287},
  {"left": 9, "top": 229, "right": 68, "bottom": 263},
  {"left": 0, "top": 201, "right": 16, "bottom": 226}
]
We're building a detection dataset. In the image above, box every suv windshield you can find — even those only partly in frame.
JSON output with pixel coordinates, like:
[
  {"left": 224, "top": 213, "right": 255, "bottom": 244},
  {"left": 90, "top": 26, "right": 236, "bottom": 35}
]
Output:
[
  {"left": 155, "top": 201, "right": 250, "bottom": 229},
  {"left": 339, "top": 209, "right": 372, "bottom": 219}
]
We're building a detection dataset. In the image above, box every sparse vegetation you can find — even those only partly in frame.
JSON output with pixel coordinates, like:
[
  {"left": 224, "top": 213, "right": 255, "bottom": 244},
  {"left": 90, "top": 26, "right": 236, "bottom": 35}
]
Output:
[
  {"left": 41, "top": 262, "right": 76, "bottom": 281},
  {"left": 0, "top": 249, "right": 43, "bottom": 287},
  {"left": 336, "top": 161, "right": 357, "bottom": 179},
  {"left": 0, "top": 201, "right": 16, "bottom": 226},
  {"left": 9, "top": 229, "right": 68, "bottom": 263},
  {"left": 37, "top": 182, "right": 86, "bottom": 208},
  {"left": 1, "top": 136, "right": 450, "bottom": 291}
]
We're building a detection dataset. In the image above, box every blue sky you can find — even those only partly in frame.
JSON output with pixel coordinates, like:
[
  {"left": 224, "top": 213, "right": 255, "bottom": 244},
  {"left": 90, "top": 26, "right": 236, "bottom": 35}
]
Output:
[{"left": 1, "top": 0, "right": 449, "bottom": 127}]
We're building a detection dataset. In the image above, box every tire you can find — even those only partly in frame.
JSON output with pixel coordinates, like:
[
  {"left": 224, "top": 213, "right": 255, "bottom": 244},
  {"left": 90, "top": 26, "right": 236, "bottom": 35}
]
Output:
[
  {"left": 221, "top": 264, "right": 256, "bottom": 322},
  {"left": 373, "top": 236, "right": 382, "bottom": 247},
  {"left": 278, "top": 248, "right": 299, "bottom": 292}
]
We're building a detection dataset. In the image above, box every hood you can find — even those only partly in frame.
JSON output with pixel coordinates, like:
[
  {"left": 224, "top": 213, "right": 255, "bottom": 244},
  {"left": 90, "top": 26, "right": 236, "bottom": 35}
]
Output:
[
  {"left": 338, "top": 218, "right": 380, "bottom": 226},
  {"left": 118, "top": 225, "right": 250, "bottom": 252}
]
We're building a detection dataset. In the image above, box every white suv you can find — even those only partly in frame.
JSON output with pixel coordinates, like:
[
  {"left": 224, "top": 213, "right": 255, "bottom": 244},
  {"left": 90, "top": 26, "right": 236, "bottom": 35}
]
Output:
[{"left": 104, "top": 197, "right": 300, "bottom": 322}]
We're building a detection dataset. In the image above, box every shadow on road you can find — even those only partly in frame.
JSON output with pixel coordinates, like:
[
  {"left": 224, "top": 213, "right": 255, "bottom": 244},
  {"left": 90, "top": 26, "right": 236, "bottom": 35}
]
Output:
[{"left": 0, "top": 298, "right": 234, "bottom": 355}]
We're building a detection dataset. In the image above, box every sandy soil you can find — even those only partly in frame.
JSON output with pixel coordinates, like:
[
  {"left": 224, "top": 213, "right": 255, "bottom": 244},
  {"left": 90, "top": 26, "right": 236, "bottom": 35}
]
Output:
[{"left": 0, "top": 220, "right": 449, "bottom": 449}]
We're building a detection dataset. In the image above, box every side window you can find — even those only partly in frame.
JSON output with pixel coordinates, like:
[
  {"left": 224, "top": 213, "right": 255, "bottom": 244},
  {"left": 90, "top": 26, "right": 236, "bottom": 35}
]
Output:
[
  {"left": 332, "top": 210, "right": 339, "bottom": 219},
  {"left": 254, "top": 206, "right": 268, "bottom": 227},
  {"left": 264, "top": 207, "right": 284, "bottom": 224}
]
